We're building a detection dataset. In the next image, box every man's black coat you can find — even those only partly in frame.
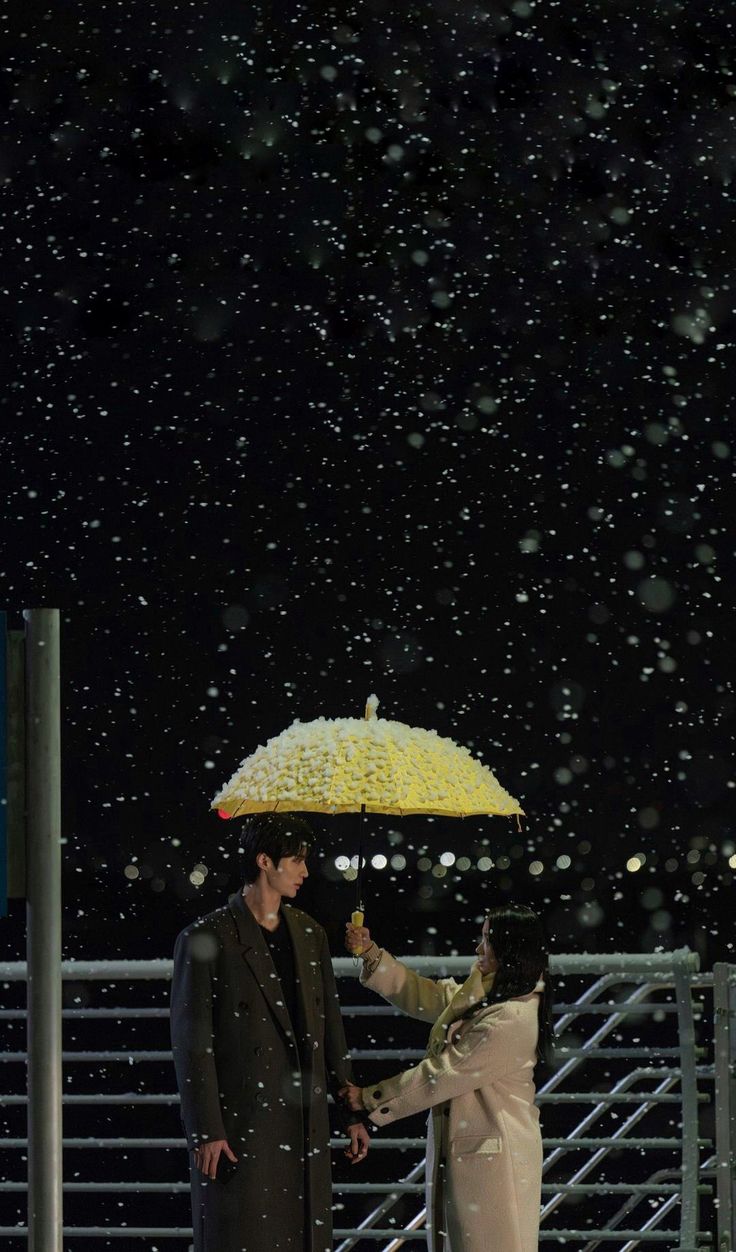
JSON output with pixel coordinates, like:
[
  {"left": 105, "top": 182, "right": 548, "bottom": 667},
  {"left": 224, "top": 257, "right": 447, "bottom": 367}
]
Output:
[{"left": 170, "top": 891, "right": 356, "bottom": 1252}]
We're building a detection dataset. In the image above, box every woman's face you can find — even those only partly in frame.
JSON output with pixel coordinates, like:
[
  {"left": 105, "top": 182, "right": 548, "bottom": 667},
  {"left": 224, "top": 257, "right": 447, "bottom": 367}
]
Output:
[{"left": 476, "top": 917, "right": 498, "bottom": 975}]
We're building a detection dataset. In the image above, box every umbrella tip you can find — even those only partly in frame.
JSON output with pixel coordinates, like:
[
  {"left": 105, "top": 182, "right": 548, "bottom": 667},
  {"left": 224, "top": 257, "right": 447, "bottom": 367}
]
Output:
[{"left": 364, "top": 694, "right": 380, "bottom": 720}]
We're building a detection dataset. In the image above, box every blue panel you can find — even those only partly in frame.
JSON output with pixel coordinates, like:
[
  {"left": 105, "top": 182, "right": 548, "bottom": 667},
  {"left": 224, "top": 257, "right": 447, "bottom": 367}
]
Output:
[{"left": 0, "top": 610, "right": 7, "bottom": 917}]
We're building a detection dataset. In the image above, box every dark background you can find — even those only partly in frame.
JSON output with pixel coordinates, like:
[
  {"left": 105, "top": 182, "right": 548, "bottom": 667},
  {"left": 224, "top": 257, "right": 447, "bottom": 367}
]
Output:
[{"left": 1, "top": 0, "right": 734, "bottom": 966}]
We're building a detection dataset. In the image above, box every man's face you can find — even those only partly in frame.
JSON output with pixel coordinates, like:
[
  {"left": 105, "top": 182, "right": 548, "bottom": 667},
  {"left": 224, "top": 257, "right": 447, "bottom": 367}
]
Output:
[{"left": 265, "top": 848, "right": 309, "bottom": 898}]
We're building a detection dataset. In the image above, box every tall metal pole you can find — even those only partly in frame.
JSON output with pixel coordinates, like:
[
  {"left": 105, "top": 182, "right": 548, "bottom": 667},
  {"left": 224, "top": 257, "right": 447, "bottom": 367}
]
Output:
[
  {"left": 673, "top": 959, "right": 700, "bottom": 1252},
  {"left": 25, "top": 608, "right": 62, "bottom": 1251},
  {"left": 714, "top": 963, "right": 736, "bottom": 1252}
]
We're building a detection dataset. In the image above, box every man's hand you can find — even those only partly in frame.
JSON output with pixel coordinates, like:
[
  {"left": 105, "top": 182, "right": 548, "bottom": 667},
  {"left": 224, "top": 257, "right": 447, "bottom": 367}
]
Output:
[
  {"left": 193, "top": 1138, "right": 238, "bottom": 1180},
  {"left": 344, "top": 1121, "right": 370, "bottom": 1164},
  {"left": 339, "top": 1082, "right": 365, "bottom": 1113},
  {"left": 345, "top": 923, "right": 372, "bottom": 955}
]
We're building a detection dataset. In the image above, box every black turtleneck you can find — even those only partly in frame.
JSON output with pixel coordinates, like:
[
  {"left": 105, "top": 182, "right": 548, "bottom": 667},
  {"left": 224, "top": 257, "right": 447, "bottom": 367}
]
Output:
[{"left": 259, "top": 917, "right": 299, "bottom": 1036}]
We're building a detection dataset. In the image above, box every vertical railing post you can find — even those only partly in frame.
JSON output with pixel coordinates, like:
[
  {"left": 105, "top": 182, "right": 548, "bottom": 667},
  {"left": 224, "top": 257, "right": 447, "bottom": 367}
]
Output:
[
  {"left": 673, "top": 958, "right": 700, "bottom": 1252},
  {"left": 7, "top": 626, "right": 27, "bottom": 898},
  {"left": 714, "top": 963, "right": 736, "bottom": 1252},
  {"left": 25, "top": 608, "right": 63, "bottom": 1251},
  {"left": 1, "top": 611, "right": 7, "bottom": 917}
]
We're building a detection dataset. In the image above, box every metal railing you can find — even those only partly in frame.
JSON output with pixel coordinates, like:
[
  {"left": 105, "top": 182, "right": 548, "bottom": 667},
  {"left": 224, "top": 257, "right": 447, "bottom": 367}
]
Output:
[{"left": 0, "top": 949, "right": 728, "bottom": 1250}]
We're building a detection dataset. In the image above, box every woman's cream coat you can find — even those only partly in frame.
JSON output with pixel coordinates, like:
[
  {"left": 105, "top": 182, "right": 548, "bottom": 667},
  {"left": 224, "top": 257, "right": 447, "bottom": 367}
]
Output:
[{"left": 360, "top": 951, "right": 543, "bottom": 1252}]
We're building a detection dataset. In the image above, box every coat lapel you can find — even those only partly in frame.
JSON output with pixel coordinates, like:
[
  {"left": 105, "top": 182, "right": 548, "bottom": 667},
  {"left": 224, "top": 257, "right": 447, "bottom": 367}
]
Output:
[{"left": 228, "top": 892, "right": 296, "bottom": 1045}]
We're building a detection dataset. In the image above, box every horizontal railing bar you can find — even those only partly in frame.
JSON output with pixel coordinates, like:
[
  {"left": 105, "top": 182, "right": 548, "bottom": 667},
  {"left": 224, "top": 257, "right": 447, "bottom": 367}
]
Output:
[
  {"left": 0, "top": 1137, "right": 701, "bottom": 1151},
  {"left": 2, "top": 1050, "right": 417, "bottom": 1064},
  {"left": 336, "top": 952, "right": 701, "bottom": 975},
  {"left": 0, "top": 1008, "right": 169, "bottom": 1021},
  {"left": 390, "top": 1046, "right": 672, "bottom": 1063},
  {"left": 0, "top": 1231, "right": 197, "bottom": 1240},
  {"left": 0, "top": 1139, "right": 194, "bottom": 1150},
  {"left": 553, "top": 1004, "right": 678, "bottom": 1014},
  {"left": 0, "top": 1052, "right": 176, "bottom": 1063},
  {"left": 0, "top": 1090, "right": 704, "bottom": 1106},
  {"left": 0, "top": 1001, "right": 685, "bottom": 1021},
  {"left": 0, "top": 1182, "right": 195, "bottom": 1193},
  {"left": 341, "top": 1004, "right": 682, "bottom": 1017},
  {"left": 0, "top": 1181, "right": 419, "bottom": 1195},
  {"left": 0, "top": 1052, "right": 173, "bottom": 1063},
  {"left": 0, "top": 961, "right": 175, "bottom": 982},
  {"left": 340, "top": 1229, "right": 709, "bottom": 1247},
  {"left": 0, "top": 1005, "right": 440, "bottom": 1021},
  {"left": 0, "top": 1050, "right": 701, "bottom": 1069},
  {"left": 0, "top": 948, "right": 700, "bottom": 983},
  {"left": 0, "top": 1229, "right": 704, "bottom": 1242},
  {"left": 555, "top": 1048, "right": 686, "bottom": 1059},
  {"left": 0, "top": 1050, "right": 704, "bottom": 1065},
  {"left": 541, "top": 1184, "right": 686, "bottom": 1195},
  {"left": 0, "top": 1181, "right": 692, "bottom": 1195},
  {"left": 0, "top": 1004, "right": 693, "bottom": 1022},
  {"left": 0, "top": 1044, "right": 699, "bottom": 1064},
  {"left": 537, "top": 1093, "right": 702, "bottom": 1104},
  {"left": 537, "top": 1235, "right": 690, "bottom": 1243},
  {"left": 309, "top": 1182, "right": 701, "bottom": 1197},
  {"left": 1, "top": 1094, "right": 181, "bottom": 1105}
]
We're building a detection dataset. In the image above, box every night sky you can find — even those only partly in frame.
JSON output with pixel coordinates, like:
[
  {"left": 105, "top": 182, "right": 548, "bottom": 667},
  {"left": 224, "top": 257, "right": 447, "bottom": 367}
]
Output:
[{"left": 1, "top": 0, "right": 734, "bottom": 971}]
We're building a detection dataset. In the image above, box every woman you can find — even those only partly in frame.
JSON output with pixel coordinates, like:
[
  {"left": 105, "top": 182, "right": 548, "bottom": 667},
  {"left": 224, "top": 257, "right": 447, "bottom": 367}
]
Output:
[{"left": 341, "top": 904, "right": 552, "bottom": 1252}]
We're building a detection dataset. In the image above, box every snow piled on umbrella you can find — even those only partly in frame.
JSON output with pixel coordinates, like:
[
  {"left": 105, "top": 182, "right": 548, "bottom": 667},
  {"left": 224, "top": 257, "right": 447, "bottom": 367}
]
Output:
[{"left": 212, "top": 698, "right": 524, "bottom": 820}]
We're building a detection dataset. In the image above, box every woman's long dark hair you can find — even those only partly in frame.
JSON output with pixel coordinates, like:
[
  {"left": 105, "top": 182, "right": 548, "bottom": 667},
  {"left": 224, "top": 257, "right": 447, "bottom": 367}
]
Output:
[{"left": 463, "top": 903, "right": 554, "bottom": 1072}]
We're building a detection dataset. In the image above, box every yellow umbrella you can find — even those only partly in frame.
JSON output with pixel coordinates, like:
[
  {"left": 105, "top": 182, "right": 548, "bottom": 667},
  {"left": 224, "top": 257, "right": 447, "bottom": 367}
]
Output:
[
  {"left": 212, "top": 696, "right": 524, "bottom": 946},
  {"left": 212, "top": 695, "right": 524, "bottom": 821}
]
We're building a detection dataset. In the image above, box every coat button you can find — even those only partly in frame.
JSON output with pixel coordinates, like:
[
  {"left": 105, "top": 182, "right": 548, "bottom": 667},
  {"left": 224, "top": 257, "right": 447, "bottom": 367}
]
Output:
[
  {"left": 314, "top": 1086, "right": 322, "bottom": 1095},
  {"left": 443, "top": 1109, "right": 450, "bottom": 1117},
  {"left": 372, "top": 1089, "right": 382, "bottom": 1099},
  {"left": 380, "top": 1107, "right": 390, "bottom": 1114}
]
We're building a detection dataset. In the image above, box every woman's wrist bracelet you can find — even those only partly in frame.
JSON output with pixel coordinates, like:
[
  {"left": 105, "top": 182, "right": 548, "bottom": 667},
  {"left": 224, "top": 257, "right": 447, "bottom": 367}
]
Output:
[{"left": 361, "top": 942, "right": 382, "bottom": 973}]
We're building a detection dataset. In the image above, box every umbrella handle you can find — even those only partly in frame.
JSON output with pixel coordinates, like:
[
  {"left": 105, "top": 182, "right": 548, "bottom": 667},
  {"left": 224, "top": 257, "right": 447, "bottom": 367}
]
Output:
[{"left": 351, "top": 909, "right": 365, "bottom": 956}]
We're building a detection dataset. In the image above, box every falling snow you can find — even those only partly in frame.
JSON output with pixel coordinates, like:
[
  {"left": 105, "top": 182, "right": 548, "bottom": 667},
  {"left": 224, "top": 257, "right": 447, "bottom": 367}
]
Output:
[{"left": 1, "top": 0, "right": 734, "bottom": 1241}]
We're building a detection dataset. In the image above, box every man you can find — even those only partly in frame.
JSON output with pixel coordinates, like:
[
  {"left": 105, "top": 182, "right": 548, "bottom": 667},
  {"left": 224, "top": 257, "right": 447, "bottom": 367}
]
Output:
[{"left": 170, "top": 812, "right": 370, "bottom": 1252}]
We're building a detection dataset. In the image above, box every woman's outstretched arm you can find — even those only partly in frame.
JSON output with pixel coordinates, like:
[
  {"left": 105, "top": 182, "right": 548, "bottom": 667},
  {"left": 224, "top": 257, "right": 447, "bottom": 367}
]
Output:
[
  {"left": 360, "top": 1006, "right": 510, "bottom": 1125},
  {"left": 346, "top": 923, "right": 461, "bottom": 1024}
]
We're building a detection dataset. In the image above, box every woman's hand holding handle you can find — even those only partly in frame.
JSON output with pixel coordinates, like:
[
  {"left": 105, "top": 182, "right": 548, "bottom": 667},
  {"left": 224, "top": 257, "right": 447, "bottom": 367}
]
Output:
[{"left": 346, "top": 922, "right": 373, "bottom": 957}]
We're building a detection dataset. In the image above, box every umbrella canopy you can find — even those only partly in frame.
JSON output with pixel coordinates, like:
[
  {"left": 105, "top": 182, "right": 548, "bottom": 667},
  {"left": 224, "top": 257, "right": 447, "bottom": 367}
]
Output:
[{"left": 212, "top": 696, "right": 524, "bottom": 821}]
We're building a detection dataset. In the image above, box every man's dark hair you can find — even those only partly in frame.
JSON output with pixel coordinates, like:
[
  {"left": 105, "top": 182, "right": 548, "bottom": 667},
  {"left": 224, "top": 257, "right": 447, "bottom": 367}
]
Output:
[{"left": 239, "top": 812, "right": 314, "bottom": 885}]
